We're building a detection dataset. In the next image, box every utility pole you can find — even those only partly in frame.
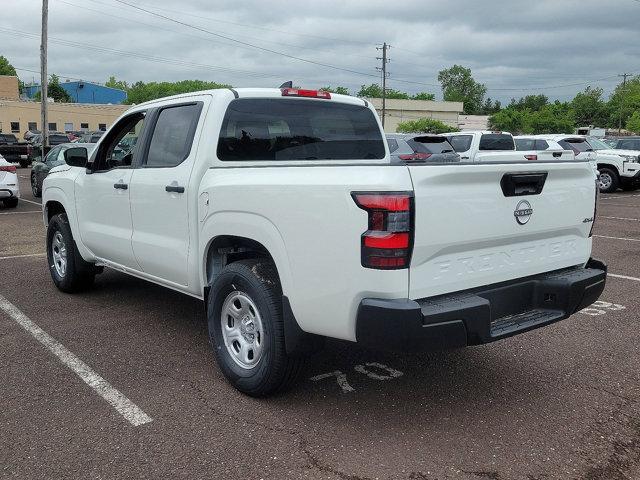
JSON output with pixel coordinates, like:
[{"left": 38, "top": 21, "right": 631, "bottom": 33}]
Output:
[
  {"left": 618, "top": 72, "right": 631, "bottom": 133},
  {"left": 376, "top": 43, "right": 390, "bottom": 129},
  {"left": 40, "top": 0, "right": 49, "bottom": 157}
]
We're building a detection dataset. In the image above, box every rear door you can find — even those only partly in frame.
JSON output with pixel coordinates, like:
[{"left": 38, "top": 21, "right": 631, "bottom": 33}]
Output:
[
  {"left": 406, "top": 161, "right": 596, "bottom": 300},
  {"left": 129, "top": 100, "right": 205, "bottom": 286}
]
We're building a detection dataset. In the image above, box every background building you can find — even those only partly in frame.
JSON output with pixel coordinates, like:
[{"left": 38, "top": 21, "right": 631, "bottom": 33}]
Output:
[
  {"left": 24, "top": 80, "right": 127, "bottom": 104},
  {"left": 365, "top": 98, "right": 464, "bottom": 132}
]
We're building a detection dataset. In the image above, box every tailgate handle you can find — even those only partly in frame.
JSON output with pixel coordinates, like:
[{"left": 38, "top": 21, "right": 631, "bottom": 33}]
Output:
[
  {"left": 552, "top": 151, "right": 562, "bottom": 158},
  {"left": 500, "top": 172, "right": 548, "bottom": 197}
]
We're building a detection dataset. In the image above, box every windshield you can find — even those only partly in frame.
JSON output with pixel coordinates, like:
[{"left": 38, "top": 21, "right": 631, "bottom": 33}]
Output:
[
  {"left": 587, "top": 137, "right": 610, "bottom": 150},
  {"left": 218, "top": 98, "right": 385, "bottom": 161}
]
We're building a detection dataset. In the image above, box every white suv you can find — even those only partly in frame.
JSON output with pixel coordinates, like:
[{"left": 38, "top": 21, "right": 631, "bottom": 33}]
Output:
[{"left": 0, "top": 154, "right": 19, "bottom": 208}]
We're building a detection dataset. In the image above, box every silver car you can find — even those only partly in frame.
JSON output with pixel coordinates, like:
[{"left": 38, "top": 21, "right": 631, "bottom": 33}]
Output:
[{"left": 386, "top": 133, "right": 460, "bottom": 163}]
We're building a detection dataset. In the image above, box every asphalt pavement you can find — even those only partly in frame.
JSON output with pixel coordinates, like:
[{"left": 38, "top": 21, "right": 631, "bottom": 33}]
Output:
[{"left": 1, "top": 168, "right": 640, "bottom": 480}]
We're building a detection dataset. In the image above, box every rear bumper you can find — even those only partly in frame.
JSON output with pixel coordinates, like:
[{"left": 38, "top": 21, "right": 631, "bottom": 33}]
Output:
[{"left": 355, "top": 258, "right": 607, "bottom": 352}]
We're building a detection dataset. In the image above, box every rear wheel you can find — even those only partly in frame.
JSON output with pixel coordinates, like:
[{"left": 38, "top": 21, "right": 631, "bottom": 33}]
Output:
[
  {"left": 207, "top": 259, "right": 304, "bottom": 397},
  {"left": 47, "top": 213, "right": 96, "bottom": 292},
  {"left": 31, "top": 173, "right": 41, "bottom": 197},
  {"left": 598, "top": 168, "right": 619, "bottom": 193},
  {"left": 2, "top": 198, "right": 18, "bottom": 208}
]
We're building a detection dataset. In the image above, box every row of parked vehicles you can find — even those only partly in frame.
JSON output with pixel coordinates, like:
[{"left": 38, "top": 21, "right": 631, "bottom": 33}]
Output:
[{"left": 387, "top": 131, "right": 640, "bottom": 193}]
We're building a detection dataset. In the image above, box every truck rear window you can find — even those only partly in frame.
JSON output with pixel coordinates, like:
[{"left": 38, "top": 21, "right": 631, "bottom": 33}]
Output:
[
  {"left": 217, "top": 98, "right": 385, "bottom": 161},
  {"left": 479, "top": 134, "right": 514, "bottom": 151},
  {"left": 408, "top": 136, "right": 455, "bottom": 154}
]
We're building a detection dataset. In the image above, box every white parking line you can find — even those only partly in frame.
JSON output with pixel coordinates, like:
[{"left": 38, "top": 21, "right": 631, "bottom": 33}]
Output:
[
  {"left": 0, "top": 293, "right": 153, "bottom": 427},
  {"left": 19, "top": 198, "right": 42, "bottom": 206},
  {"left": 609, "top": 273, "right": 640, "bottom": 282},
  {"left": 0, "top": 253, "right": 46, "bottom": 260},
  {"left": 599, "top": 216, "right": 640, "bottom": 222},
  {"left": 594, "top": 235, "right": 640, "bottom": 243},
  {"left": 0, "top": 210, "right": 40, "bottom": 216}
]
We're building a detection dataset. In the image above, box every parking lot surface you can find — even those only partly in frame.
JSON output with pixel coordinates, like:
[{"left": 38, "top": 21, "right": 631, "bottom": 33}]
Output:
[{"left": 2, "top": 168, "right": 640, "bottom": 480}]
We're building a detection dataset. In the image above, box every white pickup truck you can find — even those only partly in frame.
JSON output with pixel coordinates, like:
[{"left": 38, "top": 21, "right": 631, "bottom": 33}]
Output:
[
  {"left": 42, "top": 87, "right": 606, "bottom": 396},
  {"left": 442, "top": 131, "right": 572, "bottom": 162}
]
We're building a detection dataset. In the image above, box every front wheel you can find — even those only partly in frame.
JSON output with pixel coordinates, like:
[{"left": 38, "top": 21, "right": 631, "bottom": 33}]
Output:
[
  {"left": 47, "top": 213, "right": 96, "bottom": 293},
  {"left": 207, "top": 259, "right": 304, "bottom": 397},
  {"left": 598, "top": 168, "right": 619, "bottom": 193}
]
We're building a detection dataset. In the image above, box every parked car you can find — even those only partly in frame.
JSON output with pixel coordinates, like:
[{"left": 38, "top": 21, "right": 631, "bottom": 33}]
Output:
[
  {"left": 31, "top": 143, "right": 96, "bottom": 197},
  {"left": 77, "top": 131, "right": 104, "bottom": 143},
  {"left": 42, "top": 87, "right": 605, "bottom": 396},
  {"left": 386, "top": 133, "right": 459, "bottom": 163},
  {"left": 441, "top": 131, "right": 568, "bottom": 162},
  {"left": 614, "top": 137, "right": 640, "bottom": 151},
  {"left": 586, "top": 136, "right": 640, "bottom": 192},
  {"left": 0, "top": 154, "right": 19, "bottom": 208},
  {"left": 24, "top": 130, "right": 41, "bottom": 142},
  {"left": 27, "top": 133, "right": 74, "bottom": 165},
  {"left": 0, "top": 133, "right": 31, "bottom": 167}
]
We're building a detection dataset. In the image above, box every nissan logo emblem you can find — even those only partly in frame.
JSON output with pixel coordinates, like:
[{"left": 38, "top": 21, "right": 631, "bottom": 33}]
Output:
[{"left": 514, "top": 200, "right": 533, "bottom": 225}]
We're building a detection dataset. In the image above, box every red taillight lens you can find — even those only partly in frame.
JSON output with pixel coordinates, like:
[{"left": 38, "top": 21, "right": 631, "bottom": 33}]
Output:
[
  {"left": 353, "top": 192, "right": 413, "bottom": 270},
  {"left": 0, "top": 165, "right": 17, "bottom": 173},
  {"left": 524, "top": 154, "right": 537, "bottom": 161},
  {"left": 281, "top": 88, "right": 331, "bottom": 99},
  {"left": 398, "top": 152, "right": 432, "bottom": 162}
]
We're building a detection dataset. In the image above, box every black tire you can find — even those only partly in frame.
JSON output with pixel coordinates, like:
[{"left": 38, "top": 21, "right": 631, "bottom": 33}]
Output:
[
  {"left": 598, "top": 167, "right": 619, "bottom": 193},
  {"left": 46, "top": 213, "right": 96, "bottom": 293},
  {"left": 31, "top": 173, "right": 42, "bottom": 198},
  {"left": 2, "top": 198, "right": 18, "bottom": 208},
  {"left": 207, "top": 259, "right": 304, "bottom": 397}
]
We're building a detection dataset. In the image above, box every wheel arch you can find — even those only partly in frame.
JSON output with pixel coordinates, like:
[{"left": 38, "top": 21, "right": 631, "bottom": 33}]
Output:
[
  {"left": 597, "top": 163, "right": 620, "bottom": 176},
  {"left": 43, "top": 187, "right": 93, "bottom": 261}
]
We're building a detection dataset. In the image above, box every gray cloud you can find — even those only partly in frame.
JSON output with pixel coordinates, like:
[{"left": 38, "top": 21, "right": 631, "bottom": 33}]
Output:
[{"left": 3, "top": 0, "right": 639, "bottom": 102}]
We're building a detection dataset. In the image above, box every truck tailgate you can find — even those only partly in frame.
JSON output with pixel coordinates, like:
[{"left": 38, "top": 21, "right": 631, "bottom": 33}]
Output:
[{"left": 407, "top": 161, "right": 596, "bottom": 300}]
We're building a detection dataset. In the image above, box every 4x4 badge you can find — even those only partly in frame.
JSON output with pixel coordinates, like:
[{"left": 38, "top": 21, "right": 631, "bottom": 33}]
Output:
[{"left": 514, "top": 200, "right": 533, "bottom": 225}]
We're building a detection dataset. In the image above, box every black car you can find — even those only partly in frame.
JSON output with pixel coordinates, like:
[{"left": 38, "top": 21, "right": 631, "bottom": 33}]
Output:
[
  {"left": 386, "top": 133, "right": 460, "bottom": 163},
  {"left": 27, "top": 133, "right": 73, "bottom": 165},
  {"left": 30, "top": 143, "right": 95, "bottom": 197}
]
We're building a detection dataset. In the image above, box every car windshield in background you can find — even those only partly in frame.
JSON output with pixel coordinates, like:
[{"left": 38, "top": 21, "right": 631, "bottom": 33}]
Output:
[
  {"left": 586, "top": 137, "right": 611, "bottom": 150},
  {"left": 50, "top": 135, "right": 70, "bottom": 145},
  {"left": 217, "top": 99, "right": 385, "bottom": 161},
  {"left": 448, "top": 135, "right": 473, "bottom": 152},
  {"left": 408, "top": 136, "right": 454, "bottom": 154},
  {"left": 559, "top": 139, "right": 593, "bottom": 152},
  {"left": 479, "top": 134, "right": 514, "bottom": 151}
]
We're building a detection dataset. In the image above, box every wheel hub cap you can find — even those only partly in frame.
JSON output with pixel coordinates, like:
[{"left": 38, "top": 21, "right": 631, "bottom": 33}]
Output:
[
  {"left": 51, "top": 231, "right": 67, "bottom": 277},
  {"left": 220, "top": 292, "right": 264, "bottom": 369},
  {"left": 599, "top": 173, "right": 611, "bottom": 189}
]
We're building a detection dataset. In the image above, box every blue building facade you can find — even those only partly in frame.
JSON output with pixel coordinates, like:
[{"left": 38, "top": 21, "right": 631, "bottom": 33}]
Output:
[{"left": 24, "top": 81, "right": 127, "bottom": 104}]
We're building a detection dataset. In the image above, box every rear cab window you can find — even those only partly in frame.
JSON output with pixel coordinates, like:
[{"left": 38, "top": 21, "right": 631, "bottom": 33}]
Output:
[
  {"left": 515, "top": 138, "right": 535, "bottom": 151},
  {"left": 217, "top": 98, "right": 385, "bottom": 161},
  {"left": 479, "top": 134, "right": 514, "bottom": 151}
]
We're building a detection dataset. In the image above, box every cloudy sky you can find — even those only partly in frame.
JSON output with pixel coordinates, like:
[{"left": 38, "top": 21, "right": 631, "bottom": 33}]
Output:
[{"left": 2, "top": 0, "right": 639, "bottom": 103}]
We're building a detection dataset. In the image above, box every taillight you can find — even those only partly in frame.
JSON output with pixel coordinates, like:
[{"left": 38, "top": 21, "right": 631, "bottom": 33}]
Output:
[
  {"left": 398, "top": 152, "right": 432, "bottom": 162},
  {"left": 352, "top": 192, "right": 414, "bottom": 269},
  {"left": 0, "top": 165, "right": 17, "bottom": 173},
  {"left": 524, "top": 154, "right": 537, "bottom": 161},
  {"left": 281, "top": 88, "right": 331, "bottom": 99}
]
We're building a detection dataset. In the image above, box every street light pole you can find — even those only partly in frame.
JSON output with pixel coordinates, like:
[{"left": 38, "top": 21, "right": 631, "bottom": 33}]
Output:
[{"left": 40, "top": 0, "right": 49, "bottom": 157}]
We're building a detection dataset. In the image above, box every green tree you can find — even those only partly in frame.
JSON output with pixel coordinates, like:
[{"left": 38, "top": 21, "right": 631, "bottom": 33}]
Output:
[
  {"left": 411, "top": 92, "right": 436, "bottom": 101},
  {"left": 571, "top": 86, "right": 608, "bottom": 127},
  {"left": 125, "top": 79, "right": 232, "bottom": 104},
  {"left": 508, "top": 94, "right": 548, "bottom": 112},
  {"left": 357, "top": 83, "right": 410, "bottom": 99},
  {"left": 33, "top": 74, "right": 73, "bottom": 103},
  {"left": 396, "top": 118, "right": 458, "bottom": 134},
  {"left": 608, "top": 75, "right": 640, "bottom": 129},
  {"left": 0, "top": 55, "right": 17, "bottom": 76},
  {"left": 488, "top": 108, "right": 526, "bottom": 133},
  {"left": 105, "top": 75, "right": 129, "bottom": 91},
  {"left": 627, "top": 111, "right": 640, "bottom": 133},
  {"left": 481, "top": 97, "right": 501, "bottom": 114},
  {"left": 320, "top": 86, "right": 350, "bottom": 95},
  {"left": 524, "top": 103, "right": 574, "bottom": 134},
  {"left": 437, "top": 65, "right": 487, "bottom": 114}
]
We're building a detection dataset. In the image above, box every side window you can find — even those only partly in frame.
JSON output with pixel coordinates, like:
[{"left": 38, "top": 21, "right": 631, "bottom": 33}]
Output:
[
  {"left": 387, "top": 139, "right": 399, "bottom": 153},
  {"left": 448, "top": 135, "right": 473, "bottom": 152},
  {"left": 45, "top": 146, "right": 61, "bottom": 164},
  {"left": 535, "top": 140, "right": 549, "bottom": 150},
  {"left": 94, "top": 112, "right": 146, "bottom": 171},
  {"left": 145, "top": 103, "right": 202, "bottom": 168},
  {"left": 515, "top": 139, "right": 535, "bottom": 151}
]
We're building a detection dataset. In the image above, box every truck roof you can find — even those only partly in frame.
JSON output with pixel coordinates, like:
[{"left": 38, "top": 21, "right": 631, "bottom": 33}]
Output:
[{"left": 132, "top": 87, "right": 368, "bottom": 109}]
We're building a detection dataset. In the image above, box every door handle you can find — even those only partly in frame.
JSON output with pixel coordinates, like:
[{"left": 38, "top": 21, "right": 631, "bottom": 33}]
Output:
[
  {"left": 165, "top": 185, "right": 185, "bottom": 193},
  {"left": 113, "top": 183, "right": 128, "bottom": 190}
]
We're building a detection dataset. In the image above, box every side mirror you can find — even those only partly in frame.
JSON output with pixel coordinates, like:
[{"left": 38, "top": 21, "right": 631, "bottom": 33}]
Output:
[{"left": 64, "top": 147, "right": 88, "bottom": 168}]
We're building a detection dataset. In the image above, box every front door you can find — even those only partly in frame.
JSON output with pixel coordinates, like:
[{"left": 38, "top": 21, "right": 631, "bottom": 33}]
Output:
[
  {"left": 76, "top": 112, "right": 147, "bottom": 268},
  {"left": 129, "top": 101, "right": 204, "bottom": 286}
]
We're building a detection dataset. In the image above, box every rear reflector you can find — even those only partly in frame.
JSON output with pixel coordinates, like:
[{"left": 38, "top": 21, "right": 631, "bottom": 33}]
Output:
[
  {"left": 281, "top": 88, "right": 331, "bottom": 99},
  {"left": 352, "top": 192, "right": 414, "bottom": 270},
  {"left": 0, "top": 165, "right": 17, "bottom": 173},
  {"left": 524, "top": 154, "right": 537, "bottom": 161},
  {"left": 398, "top": 152, "right": 432, "bottom": 162}
]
